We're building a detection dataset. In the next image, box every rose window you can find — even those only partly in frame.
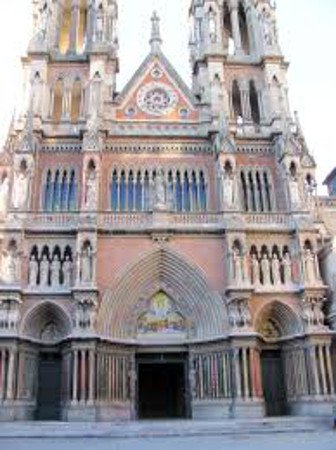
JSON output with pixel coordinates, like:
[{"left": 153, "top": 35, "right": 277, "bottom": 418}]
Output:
[{"left": 137, "top": 83, "right": 178, "bottom": 116}]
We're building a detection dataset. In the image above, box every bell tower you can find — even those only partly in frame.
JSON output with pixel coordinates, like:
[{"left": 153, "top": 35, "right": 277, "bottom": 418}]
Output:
[{"left": 189, "top": 0, "right": 290, "bottom": 132}]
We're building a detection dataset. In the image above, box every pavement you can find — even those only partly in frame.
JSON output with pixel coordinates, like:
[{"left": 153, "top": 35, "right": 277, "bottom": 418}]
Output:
[{"left": 0, "top": 418, "right": 335, "bottom": 450}]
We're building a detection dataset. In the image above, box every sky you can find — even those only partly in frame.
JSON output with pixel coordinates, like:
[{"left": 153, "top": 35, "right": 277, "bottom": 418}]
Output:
[{"left": 0, "top": 1, "right": 335, "bottom": 191}]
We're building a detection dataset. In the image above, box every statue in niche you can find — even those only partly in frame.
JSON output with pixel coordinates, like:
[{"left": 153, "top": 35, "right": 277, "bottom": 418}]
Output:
[
  {"left": 95, "top": 4, "right": 105, "bottom": 42},
  {"left": 28, "top": 254, "right": 39, "bottom": 287},
  {"left": 153, "top": 169, "right": 167, "bottom": 211},
  {"left": 288, "top": 171, "right": 301, "bottom": 207},
  {"left": 232, "top": 247, "right": 243, "bottom": 283},
  {"left": 2, "top": 249, "right": 18, "bottom": 285},
  {"left": 271, "top": 254, "right": 281, "bottom": 285},
  {"left": 239, "top": 299, "right": 252, "bottom": 328},
  {"left": 12, "top": 162, "right": 30, "bottom": 210},
  {"left": 63, "top": 255, "right": 72, "bottom": 287},
  {"left": 261, "top": 254, "right": 271, "bottom": 285},
  {"left": 194, "top": 18, "right": 202, "bottom": 44},
  {"left": 251, "top": 254, "right": 260, "bottom": 285},
  {"left": 282, "top": 252, "right": 292, "bottom": 285},
  {"left": 81, "top": 244, "right": 93, "bottom": 284},
  {"left": 262, "top": 8, "right": 277, "bottom": 47},
  {"left": 106, "top": 1, "right": 117, "bottom": 43},
  {"left": 138, "top": 292, "right": 186, "bottom": 335},
  {"left": 304, "top": 249, "right": 316, "bottom": 284},
  {"left": 32, "top": 72, "right": 44, "bottom": 116},
  {"left": 85, "top": 168, "right": 98, "bottom": 210},
  {"left": 312, "top": 299, "right": 325, "bottom": 327},
  {"left": 222, "top": 170, "right": 235, "bottom": 208},
  {"left": 208, "top": 9, "right": 217, "bottom": 43},
  {"left": 40, "top": 254, "right": 49, "bottom": 287},
  {"left": 50, "top": 255, "right": 61, "bottom": 287},
  {"left": 0, "top": 174, "right": 9, "bottom": 214}
]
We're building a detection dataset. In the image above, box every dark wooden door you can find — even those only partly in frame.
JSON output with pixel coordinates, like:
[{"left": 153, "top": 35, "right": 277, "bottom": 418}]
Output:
[
  {"left": 36, "top": 353, "right": 62, "bottom": 421},
  {"left": 261, "top": 350, "right": 288, "bottom": 416}
]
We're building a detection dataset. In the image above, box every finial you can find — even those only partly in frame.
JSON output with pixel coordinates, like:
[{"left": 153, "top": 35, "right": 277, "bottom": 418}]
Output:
[{"left": 150, "top": 11, "right": 162, "bottom": 53}]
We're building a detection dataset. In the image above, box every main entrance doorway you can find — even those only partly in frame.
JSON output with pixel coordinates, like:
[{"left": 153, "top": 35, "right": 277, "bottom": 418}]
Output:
[
  {"left": 137, "top": 353, "right": 189, "bottom": 419},
  {"left": 35, "top": 352, "right": 62, "bottom": 421},
  {"left": 261, "top": 349, "right": 288, "bottom": 416}
]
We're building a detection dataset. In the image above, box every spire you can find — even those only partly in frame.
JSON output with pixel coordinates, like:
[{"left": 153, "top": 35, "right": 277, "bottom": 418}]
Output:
[{"left": 150, "top": 11, "right": 162, "bottom": 53}]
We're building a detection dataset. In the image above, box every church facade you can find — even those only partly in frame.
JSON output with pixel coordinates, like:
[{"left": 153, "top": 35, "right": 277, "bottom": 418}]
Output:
[{"left": 0, "top": 0, "right": 335, "bottom": 421}]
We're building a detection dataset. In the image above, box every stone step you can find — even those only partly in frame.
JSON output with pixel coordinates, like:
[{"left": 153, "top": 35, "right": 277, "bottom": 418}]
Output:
[{"left": 0, "top": 417, "right": 333, "bottom": 439}]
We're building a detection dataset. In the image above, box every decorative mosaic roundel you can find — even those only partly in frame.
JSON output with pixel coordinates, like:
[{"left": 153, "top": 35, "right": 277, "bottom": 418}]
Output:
[{"left": 137, "top": 82, "right": 178, "bottom": 116}]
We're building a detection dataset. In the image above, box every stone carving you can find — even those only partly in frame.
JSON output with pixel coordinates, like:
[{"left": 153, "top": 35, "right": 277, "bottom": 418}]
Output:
[
  {"left": 12, "top": 164, "right": 30, "bottom": 210},
  {"left": 50, "top": 255, "right": 61, "bottom": 288},
  {"left": 95, "top": 4, "right": 105, "bottom": 42},
  {"left": 262, "top": 8, "right": 278, "bottom": 47},
  {"left": 40, "top": 322, "right": 61, "bottom": 342},
  {"left": 271, "top": 254, "right": 281, "bottom": 285},
  {"left": 80, "top": 243, "right": 94, "bottom": 284},
  {"left": 222, "top": 171, "right": 235, "bottom": 208},
  {"left": 289, "top": 174, "right": 301, "bottom": 207},
  {"left": 251, "top": 254, "right": 260, "bottom": 286},
  {"left": 0, "top": 174, "right": 9, "bottom": 214},
  {"left": 0, "top": 299, "right": 21, "bottom": 331},
  {"left": 153, "top": 169, "right": 167, "bottom": 211},
  {"left": 302, "top": 296, "right": 326, "bottom": 329},
  {"left": 84, "top": 169, "right": 98, "bottom": 210},
  {"left": 282, "top": 252, "right": 292, "bottom": 285},
  {"left": 208, "top": 9, "right": 217, "bottom": 43},
  {"left": 28, "top": 255, "right": 39, "bottom": 287},
  {"left": 304, "top": 249, "right": 317, "bottom": 285},
  {"left": 229, "top": 298, "right": 252, "bottom": 330},
  {"left": 63, "top": 255, "right": 73, "bottom": 287},
  {"left": 261, "top": 254, "right": 271, "bottom": 286},
  {"left": 137, "top": 82, "right": 178, "bottom": 117},
  {"left": 2, "top": 248, "right": 19, "bottom": 285},
  {"left": 74, "top": 299, "right": 97, "bottom": 331},
  {"left": 40, "top": 254, "right": 50, "bottom": 287},
  {"left": 137, "top": 292, "right": 186, "bottom": 336}
]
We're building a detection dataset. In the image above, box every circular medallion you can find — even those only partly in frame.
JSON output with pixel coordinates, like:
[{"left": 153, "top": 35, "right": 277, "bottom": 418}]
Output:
[{"left": 137, "top": 82, "right": 178, "bottom": 116}]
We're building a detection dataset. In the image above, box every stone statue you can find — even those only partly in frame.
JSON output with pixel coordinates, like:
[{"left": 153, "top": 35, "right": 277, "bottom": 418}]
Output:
[
  {"left": 12, "top": 168, "right": 29, "bottom": 210},
  {"left": 2, "top": 250, "right": 18, "bottom": 285},
  {"left": 32, "top": 73, "right": 43, "bottom": 115},
  {"left": 28, "top": 255, "right": 39, "bottom": 287},
  {"left": 50, "top": 255, "right": 61, "bottom": 287},
  {"left": 222, "top": 172, "right": 235, "bottom": 208},
  {"left": 95, "top": 5, "right": 105, "bottom": 42},
  {"left": 261, "top": 254, "right": 271, "bottom": 285},
  {"left": 0, "top": 174, "right": 9, "bottom": 214},
  {"left": 289, "top": 174, "right": 300, "bottom": 207},
  {"left": 233, "top": 248, "right": 243, "bottom": 283},
  {"left": 62, "top": 255, "right": 72, "bottom": 287},
  {"left": 262, "top": 9, "right": 277, "bottom": 47},
  {"left": 106, "top": 1, "right": 117, "bottom": 43},
  {"left": 40, "top": 254, "right": 49, "bottom": 287},
  {"left": 208, "top": 9, "right": 217, "bottom": 43},
  {"left": 251, "top": 254, "right": 260, "bottom": 285},
  {"left": 81, "top": 246, "right": 93, "bottom": 283},
  {"left": 85, "top": 170, "right": 98, "bottom": 210},
  {"left": 271, "top": 254, "right": 281, "bottom": 285},
  {"left": 304, "top": 249, "right": 316, "bottom": 284},
  {"left": 153, "top": 169, "right": 166, "bottom": 211},
  {"left": 282, "top": 252, "right": 292, "bottom": 285}
]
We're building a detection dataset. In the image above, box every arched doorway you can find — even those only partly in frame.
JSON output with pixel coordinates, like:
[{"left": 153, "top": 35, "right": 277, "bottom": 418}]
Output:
[
  {"left": 21, "top": 302, "right": 71, "bottom": 420},
  {"left": 256, "top": 301, "right": 303, "bottom": 417}
]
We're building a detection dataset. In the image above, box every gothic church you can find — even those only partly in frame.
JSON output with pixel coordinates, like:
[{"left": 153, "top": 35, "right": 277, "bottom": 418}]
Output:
[{"left": 0, "top": 0, "right": 335, "bottom": 421}]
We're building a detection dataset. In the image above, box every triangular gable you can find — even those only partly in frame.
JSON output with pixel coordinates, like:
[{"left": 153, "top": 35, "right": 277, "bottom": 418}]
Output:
[{"left": 116, "top": 51, "right": 199, "bottom": 123}]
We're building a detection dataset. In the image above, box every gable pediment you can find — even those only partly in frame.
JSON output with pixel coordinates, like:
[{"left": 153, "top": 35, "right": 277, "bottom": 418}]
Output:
[{"left": 116, "top": 53, "right": 199, "bottom": 123}]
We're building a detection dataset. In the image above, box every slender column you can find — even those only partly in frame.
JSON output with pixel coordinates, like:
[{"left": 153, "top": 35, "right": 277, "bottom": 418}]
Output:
[
  {"left": 72, "top": 350, "right": 78, "bottom": 402},
  {"left": 310, "top": 346, "right": 321, "bottom": 395},
  {"left": 132, "top": 178, "right": 136, "bottom": 212},
  {"left": 88, "top": 350, "right": 95, "bottom": 403},
  {"left": 318, "top": 345, "right": 328, "bottom": 395},
  {"left": 230, "top": 2, "right": 243, "bottom": 55},
  {"left": 234, "top": 349, "right": 242, "bottom": 399},
  {"left": 242, "top": 348, "right": 249, "bottom": 398},
  {"left": 6, "top": 350, "right": 16, "bottom": 401},
  {"left": 69, "top": 0, "right": 80, "bottom": 53},
  {"left": 80, "top": 350, "right": 86, "bottom": 402},
  {"left": 241, "top": 83, "right": 252, "bottom": 121},
  {"left": 0, "top": 350, "right": 5, "bottom": 400},
  {"left": 325, "top": 345, "right": 335, "bottom": 394}
]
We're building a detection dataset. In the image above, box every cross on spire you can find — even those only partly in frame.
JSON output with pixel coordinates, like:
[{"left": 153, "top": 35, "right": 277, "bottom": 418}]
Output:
[{"left": 150, "top": 11, "right": 162, "bottom": 53}]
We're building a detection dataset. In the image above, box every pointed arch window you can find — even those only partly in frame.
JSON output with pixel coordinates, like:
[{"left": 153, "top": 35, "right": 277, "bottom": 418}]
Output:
[
  {"left": 111, "top": 170, "right": 118, "bottom": 211},
  {"left": 70, "top": 78, "right": 82, "bottom": 123},
  {"left": 43, "top": 169, "right": 77, "bottom": 212},
  {"left": 249, "top": 80, "right": 260, "bottom": 124},
  {"left": 183, "top": 172, "right": 191, "bottom": 212},
  {"left": 199, "top": 171, "right": 207, "bottom": 211},
  {"left": 119, "top": 171, "right": 126, "bottom": 212},
  {"left": 59, "top": 0, "right": 72, "bottom": 54},
  {"left": 135, "top": 171, "right": 142, "bottom": 212},
  {"left": 128, "top": 171, "right": 134, "bottom": 212},
  {"left": 232, "top": 80, "right": 243, "bottom": 119},
  {"left": 175, "top": 171, "right": 182, "bottom": 212},
  {"left": 52, "top": 79, "right": 64, "bottom": 123}
]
